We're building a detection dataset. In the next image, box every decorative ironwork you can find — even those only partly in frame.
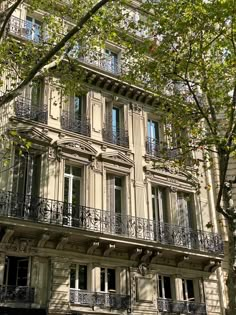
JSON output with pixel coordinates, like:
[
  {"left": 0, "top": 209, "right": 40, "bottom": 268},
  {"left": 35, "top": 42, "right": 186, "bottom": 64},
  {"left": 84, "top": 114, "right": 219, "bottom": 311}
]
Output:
[
  {"left": 79, "top": 52, "right": 120, "bottom": 75},
  {"left": 70, "top": 290, "right": 130, "bottom": 310},
  {"left": 61, "top": 110, "right": 90, "bottom": 136},
  {"left": 15, "top": 96, "right": 48, "bottom": 123},
  {"left": 146, "top": 137, "right": 180, "bottom": 159},
  {"left": 157, "top": 298, "right": 207, "bottom": 314},
  {"left": 8, "top": 16, "right": 42, "bottom": 43},
  {"left": 0, "top": 285, "right": 35, "bottom": 303},
  {"left": 103, "top": 124, "right": 129, "bottom": 148},
  {"left": 0, "top": 191, "right": 224, "bottom": 254}
]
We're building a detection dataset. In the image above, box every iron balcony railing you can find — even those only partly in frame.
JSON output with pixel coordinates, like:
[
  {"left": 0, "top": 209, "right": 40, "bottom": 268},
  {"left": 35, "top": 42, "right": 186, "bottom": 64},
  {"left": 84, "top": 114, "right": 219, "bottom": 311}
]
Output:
[
  {"left": 79, "top": 53, "right": 120, "bottom": 75},
  {"left": 61, "top": 110, "right": 91, "bottom": 136},
  {"left": 0, "top": 285, "right": 35, "bottom": 303},
  {"left": 70, "top": 290, "right": 130, "bottom": 310},
  {"left": 157, "top": 298, "right": 207, "bottom": 314},
  {"left": 8, "top": 16, "right": 42, "bottom": 43},
  {"left": 103, "top": 125, "right": 129, "bottom": 148},
  {"left": 15, "top": 96, "right": 48, "bottom": 124},
  {"left": 146, "top": 137, "right": 180, "bottom": 159},
  {"left": 0, "top": 191, "right": 224, "bottom": 255}
]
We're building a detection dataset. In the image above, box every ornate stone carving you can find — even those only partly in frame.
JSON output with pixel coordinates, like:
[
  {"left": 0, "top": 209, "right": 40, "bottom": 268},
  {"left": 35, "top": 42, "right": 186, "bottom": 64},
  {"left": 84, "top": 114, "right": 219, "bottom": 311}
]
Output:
[
  {"left": 137, "top": 263, "right": 149, "bottom": 276},
  {"left": 129, "top": 102, "right": 142, "bottom": 113}
]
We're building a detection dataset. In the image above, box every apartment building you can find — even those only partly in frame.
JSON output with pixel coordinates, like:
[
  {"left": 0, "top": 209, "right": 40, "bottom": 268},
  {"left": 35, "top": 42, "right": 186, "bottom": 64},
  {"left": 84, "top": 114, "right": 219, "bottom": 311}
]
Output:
[{"left": 0, "top": 2, "right": 226, "bottom": 315}]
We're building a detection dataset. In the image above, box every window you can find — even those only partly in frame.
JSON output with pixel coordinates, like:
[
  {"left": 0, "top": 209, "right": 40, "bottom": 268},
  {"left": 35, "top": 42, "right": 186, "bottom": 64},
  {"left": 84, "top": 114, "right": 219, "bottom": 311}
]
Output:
[
  {"left": 70, "top": 264, "right": 87, "bottom": 290},
  {"left": 4, "top": 256, "right": 29, "bottom": 286},
  {"left": 148, "top": 119, "right": 159, "bottom": 140},
  {"left": 182, "top": 279, "right": 195, "bottom": 301},
  {"left": 147, "top": 119, "right": 160, "bottom": 156},
  {"left": 100, "top": 268, "right": 116, "bottom": 292},
  {"left": 104, "top": 49, "right": 118, "bottom": 74},
  {"left": 26, "top": 16, "right": 41, "bottom": 42},
  {"left": 176, "top": 192, "right": 194, "bottom": 228},
  {"left": 152, "top": 186, "right": 168, "bottom": 222},
  {"left": 106, "top": 175, "right": 123, "bottom": 215},
  {"left": 64, "top": 165, "right": 82, "bottom": 226},
  {"left": 12, "top": 150, "right": 41, "bottom": 197},
  {"left": 158, "top": 275, "right": 172, "bottom": 299}
]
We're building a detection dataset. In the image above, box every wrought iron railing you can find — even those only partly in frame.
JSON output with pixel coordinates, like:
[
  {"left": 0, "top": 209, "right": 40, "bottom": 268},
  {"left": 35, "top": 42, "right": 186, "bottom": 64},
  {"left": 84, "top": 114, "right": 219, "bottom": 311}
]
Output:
[
  {"left": 79, "top": 53, "right": 120, "bottom": 75},
  {"left": 146, "top": 137, "right": 180, "bottom": 159},
  {"left": 0, "top": 191, "right": 224, "bottom": 254},
  {"left": 103, "top": 125, "right": 129, "bottom": 148},
  {"left": 8, "top": 16, "right": 42, "bottom": 43},
  {"left": 15, "top": 96, "right": 48, "bottom": 123},
  {"left": 157, "top": 298, "right": 207, "bottom": 314},
  {"left": 0, "top": 285, "right": 35, "bottom": 303},
  {"left": 61, "top": 110, "right": 90, "bottom": 136},
  {"left": 70, "top": 290, "right": 130, "bottom": 310}
]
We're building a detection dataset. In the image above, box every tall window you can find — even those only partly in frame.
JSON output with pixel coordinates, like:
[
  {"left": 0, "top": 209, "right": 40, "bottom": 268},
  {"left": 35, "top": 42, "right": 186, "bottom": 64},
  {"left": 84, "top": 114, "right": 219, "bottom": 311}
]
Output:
[
  {"left": 70, "top": 264, "right": 87, "bottom": 290},
  {"left": 100, "top": 268, "right": 116, "bottom": 292},
  {"left": 26, "top": 16, "right": 41, "bottom": 42},
  {"left": 106, "top": 175, "right": 123, "bottom": 215},
  {"left": 147, "top": 119, "right": 160, "bottom": 155},
  {"left": 176, "top": 192, "right": 194, "bottom": 228},
  {"left": 152, "top": 186, "right": 167, "bottom": 222},
  {"left": 4, "top": 256, "right": 29, "bottom": 286},
  {"left": 64, "top": 165, "right": 82, "bottom": 226},
  {"left": 12, "top": 151, "right": 41, "bottom": 197},
  {"left": 158, "top": 275, "right": 172, "bottom": 299},
  {"left": 105, "top": 49, "right": 118, "bottom": 74},
  {"left": 182, "top": 279, "right": 195, "bottom": 301},
  {"left": 148, "top": 119, "right": 159, "bottom": 140}
]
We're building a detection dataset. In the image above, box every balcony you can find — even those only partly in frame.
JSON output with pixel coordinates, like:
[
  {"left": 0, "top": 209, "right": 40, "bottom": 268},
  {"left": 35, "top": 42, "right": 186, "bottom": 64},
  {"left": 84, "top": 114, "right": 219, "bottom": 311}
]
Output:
[
  {"left": 103, "top": 125, "right": 129, "bottom": 148},
  {"left": 8, "top": 16, "right": 41, "bottom": 43},
  {"left": 15, "top": 97, "right": 48, "bottom": 124},
  {"left": 0, "top": 286, "right": 35, "bottom": 303},
  {"left": 70, "top": 290, "right": 130, "bottom": 310},
  {"left": 61, "top": 110, "right": 90, "bottom": 136},
  {"left": 146, "top": 137, "right": 180, "bottom": 159},
  {"left": 157, "top": 298, "right": 207, "bottom": 314},
  {"left": 79, "top": 52, "right": 120, "bottom": 75},
  {"left": 0, "top": 191, "right": 223, "bottom": 255}
]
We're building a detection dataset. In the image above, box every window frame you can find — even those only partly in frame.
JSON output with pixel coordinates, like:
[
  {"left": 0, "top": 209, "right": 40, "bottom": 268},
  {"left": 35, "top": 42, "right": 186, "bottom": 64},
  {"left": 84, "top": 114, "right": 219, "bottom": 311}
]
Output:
[
  {"left": 70, "top": 264, "right": 88, "bottom": 291},
  {"left": 25, "top": 15, "right": 42, "bottom": 42},
  {"left": 100, "top": 267, "right": 116, "bottom": 293}
]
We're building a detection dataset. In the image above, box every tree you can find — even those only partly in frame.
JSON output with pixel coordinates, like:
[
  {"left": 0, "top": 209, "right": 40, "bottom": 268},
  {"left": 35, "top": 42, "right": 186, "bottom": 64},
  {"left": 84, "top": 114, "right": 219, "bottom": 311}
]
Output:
[
  {"left": 0, "top": 0, "right": 126, "bottom": 106},
  {"left": 132, "top": 0, "right": 236, "bottom": 313}
]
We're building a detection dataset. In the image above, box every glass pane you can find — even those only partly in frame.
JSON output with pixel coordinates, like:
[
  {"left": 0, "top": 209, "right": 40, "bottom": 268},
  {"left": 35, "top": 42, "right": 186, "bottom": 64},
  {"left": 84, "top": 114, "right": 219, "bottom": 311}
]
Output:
[
  {"left": 70, "top": 268, "right": 76, "bottom": 288},
  {"left": 100, "top": 268, "right": 105, "bottom": 291},
  {"left": 158, "top": 276, "right": 163, "bottom": 298},
  {"left": 187, "top": 280, "right": 195, "bottom": 301},
  {"left": 17, "top": 259, "right": 28, "bottom": 286},
  {"left": 79, "top": 265, "right": 87, "bottom": 290},
  {"left": 31, "top": 80, "right": 41, "bottom": 106},
  {"left": 112, "top": 108, "right": 119, "bottom": 130},
  {"left": 115, "top": 189, "right": 121, "bottom": 214},
  {"left": 108, "top": 269, "right": 116, "bottom": 291},
  {"left": 182, "top": 279, "right": 186, "bottom": 300},
  {"left": 64, "top": 177, "right": 69, "bottom": 203},
  {"left": 74, "top": 96, "right": 82, "bottom": 118},
  {"left": 164, "top": 276, "right": 172, "bottom": 299},
  {"left": 34, "top": 19, "right": 41, "bottom": 42},
  {"left": 72, "top": 166, "right": 81, "bottom": 177},
  {"left": 115, "top": 177, "right": 122, "bottom": 187},
  {"left": 65, "top": 165, "right": 70, "bottom": 174},
  {"left": 152, "top": 197, "right": 156, "bottom": 221},
  {"left": 72, "top": 178, "right": 80, "bottom": 205}
]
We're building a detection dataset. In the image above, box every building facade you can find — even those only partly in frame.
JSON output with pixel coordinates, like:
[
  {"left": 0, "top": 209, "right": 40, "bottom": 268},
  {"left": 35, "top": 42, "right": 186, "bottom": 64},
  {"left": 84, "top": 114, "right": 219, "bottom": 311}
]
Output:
[{"left": 0, "top": 2, "right": 227, "bottom": 315}]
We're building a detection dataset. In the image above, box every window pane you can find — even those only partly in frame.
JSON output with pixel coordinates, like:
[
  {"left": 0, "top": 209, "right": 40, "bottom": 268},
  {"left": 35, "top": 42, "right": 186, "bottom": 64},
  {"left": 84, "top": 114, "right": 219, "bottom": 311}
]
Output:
[
  {"left": 72, "top": 166, "right": 81, "bottom": 177},
  {"left": 72, "top": 178, "right": 80, "bottom": 205},
  {"left": 70, "top": 268, "right": 76, "bottom": 288},
  {"left": 79, "top": 265, "right": 87, "bottom": 290},
  {"left": 115, "top": 177, "right": 122, "bottom": 187},
  {"left": 187, "top": 280, "right": 195, "bottom": 301},
  {"left": 158, "top": 276, "right": 163, "bottom": 298},
  {"left": 74, "top": 96, "right": 82, "bottom": 118},
  {"left": 65, "top": 165, "right": 70, "bottom": 174},
  {"left": 108, "top": 269, "right": 116, "bottom": 291},
  {"left": 115, "top": 189, "right": 121, "bottom": 214},
  {"left": 64, "top": 177, "right": 69, "bottom": 203},
  {"left": 164, "top": 276, "right": 172, "bottom": 299},
  {"left": 100, "top": 268, "right": 105, "bottom": 291}
]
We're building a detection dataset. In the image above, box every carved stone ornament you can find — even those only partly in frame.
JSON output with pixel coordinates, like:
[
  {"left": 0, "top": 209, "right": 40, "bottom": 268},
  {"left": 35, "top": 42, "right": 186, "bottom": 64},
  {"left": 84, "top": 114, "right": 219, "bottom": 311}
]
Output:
[
  {"left": 129, "top": 102, "right": 142, "bottom": 113},
  {"left": 137, "top": 263, "right": 149, "bottom": 276},
  {"left": 170, "top": 186, "right": 178, "bottom": 193}
]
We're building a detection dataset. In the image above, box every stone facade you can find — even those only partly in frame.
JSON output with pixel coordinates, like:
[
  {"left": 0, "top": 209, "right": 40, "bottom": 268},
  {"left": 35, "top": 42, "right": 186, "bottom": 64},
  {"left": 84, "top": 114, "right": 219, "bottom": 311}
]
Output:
[{"left": 0, "top": 2, "right": 227, "bottom": 315}]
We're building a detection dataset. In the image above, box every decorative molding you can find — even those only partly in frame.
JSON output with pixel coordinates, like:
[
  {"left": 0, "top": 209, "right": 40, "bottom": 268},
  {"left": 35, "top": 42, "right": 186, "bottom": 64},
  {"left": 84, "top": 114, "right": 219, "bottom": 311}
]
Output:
[
  {"left": 103, "top": 244, "right": 115, "bottom": 257},
  {"left": 87, "top": 241, "right": 100, "bottom": 255},
  {"left": 137, "top": 263, "right": 149, "bottom": 276},
  {"left": 129, "top": 102, "right": 142, "bottom": 113},
  {"left": 130, "top": 248, "right": 142, "bottom": 261},
  {"left": 100, "top": 151, "right": 134, "bottom": 167},
  {"left": 8, "top": 127, "right": 52, "bottom": 144},
  {"left": 56, "top": 138, "right": 97, "bottom": 156},
  {"left": 37, "top": 234, "right": 50, "bottom": 248},
  {"left": 1, "top": 229, "right": 14, "bottom": 244}
]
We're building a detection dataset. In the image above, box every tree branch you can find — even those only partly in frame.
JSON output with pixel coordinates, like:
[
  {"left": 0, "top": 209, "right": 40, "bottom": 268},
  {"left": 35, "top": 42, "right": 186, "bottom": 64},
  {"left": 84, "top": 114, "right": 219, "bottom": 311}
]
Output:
[
  {"left": 0, "top": 0, "right": 23, "bottom": 40},
  {"left": 0, "top": 0, "right": 111, "bottom": 107}
]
